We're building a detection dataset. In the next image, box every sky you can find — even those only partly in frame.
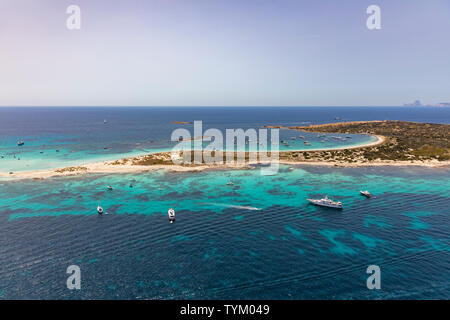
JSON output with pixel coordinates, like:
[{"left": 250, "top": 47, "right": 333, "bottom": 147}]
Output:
[{"left": 0, "top": 0, "right": 449, "bottom": 106}]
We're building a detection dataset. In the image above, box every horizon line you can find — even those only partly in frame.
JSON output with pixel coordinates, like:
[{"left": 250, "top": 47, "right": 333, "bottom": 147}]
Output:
[{"left": 0, "top": 105, "right": 443, "bottom": 108}]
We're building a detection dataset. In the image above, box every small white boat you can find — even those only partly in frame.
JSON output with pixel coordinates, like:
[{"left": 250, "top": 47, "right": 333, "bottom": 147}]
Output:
[
  {"left": 97, "top": 205, "right": 104, "bottom": 214},
  {"left": 107, "top": 186, "right": 114, "bottom": 190},
  {"left": 104, "top": 120, "right": 107, "bottom": 124},
  {"left": 17, "top": 141, "right": 24, "bottom": 146},
  {"left": 226, "top": 182, "right": 234, "bottom": 186},
  {"left": 288, "top": 167, "right": 294, "bottom": 171},
  {"left": 307, "top": 196, "right": 343, "bottom": 209},
  {"left": 168, "top": 208, "right": 176, "bottom": 223},
  {"left": 360, "top": 190, "right": 373, "bottom": 198}
]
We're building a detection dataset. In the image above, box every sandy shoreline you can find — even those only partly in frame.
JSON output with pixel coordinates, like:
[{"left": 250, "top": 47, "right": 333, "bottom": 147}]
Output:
[
  {"left": 301, "top": 134, "right": 386, "bottom": 152},
  {"left": 1, "top": 134, "right": 448, "bottom": 180}
]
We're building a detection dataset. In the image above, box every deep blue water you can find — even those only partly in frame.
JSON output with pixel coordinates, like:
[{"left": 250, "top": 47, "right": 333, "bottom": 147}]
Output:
[
  {"left": 1, "top": 107, "right": 449, "bottom": 141},
  {"left": 0, "top": 107, "right": 449, "bottom": 299}
]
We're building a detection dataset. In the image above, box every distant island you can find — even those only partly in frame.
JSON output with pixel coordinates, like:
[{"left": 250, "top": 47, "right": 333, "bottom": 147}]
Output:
[
  {"left": 1, "top": 120, "right": 448, "bottom": 180},
  {"left": 403, "top": 100, "right": 450, "bottom": 107}
]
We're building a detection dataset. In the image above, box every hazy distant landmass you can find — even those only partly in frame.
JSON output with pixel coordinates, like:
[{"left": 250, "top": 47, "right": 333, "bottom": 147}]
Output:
[{"left": 403, "top": 100, "right": 450, "bottom": 107}]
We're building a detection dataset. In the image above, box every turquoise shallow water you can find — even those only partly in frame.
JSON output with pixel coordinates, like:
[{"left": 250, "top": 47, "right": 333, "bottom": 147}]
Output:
[
  {"left": 0, "top": 129, "right": 374, "bottom": 173},
  {"left": 0, "top": 165, "right": 448, "bottom": 299}
]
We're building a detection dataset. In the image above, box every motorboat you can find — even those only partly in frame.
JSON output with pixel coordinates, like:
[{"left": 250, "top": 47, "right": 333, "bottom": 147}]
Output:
[
  {"left": 97, "top": 205, "right": 104, "bottom": 214},
  {"left": 360, "top": 190, "right": 373, "bottom": 198}
]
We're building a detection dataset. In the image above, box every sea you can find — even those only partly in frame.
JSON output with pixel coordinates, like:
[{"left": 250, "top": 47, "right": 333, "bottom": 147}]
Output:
[{"left": 0, "top": 106, "right": 449, "bottom": 299}]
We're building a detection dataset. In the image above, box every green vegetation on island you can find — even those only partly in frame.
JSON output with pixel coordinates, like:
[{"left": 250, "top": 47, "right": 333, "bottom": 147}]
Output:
[{"left": 283, "top": 120, "right": 449, "bottom": 163}]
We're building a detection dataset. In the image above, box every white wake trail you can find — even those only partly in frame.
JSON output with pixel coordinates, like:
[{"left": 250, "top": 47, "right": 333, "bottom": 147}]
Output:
[{"left": 200, "top": 202, "right": 262, "bottom": 211}]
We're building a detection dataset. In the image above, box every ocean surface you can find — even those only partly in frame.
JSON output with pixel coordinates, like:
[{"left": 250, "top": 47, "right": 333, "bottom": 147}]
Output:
[{"left": 0, "top": 107, "right": 449, "bottom": 299}]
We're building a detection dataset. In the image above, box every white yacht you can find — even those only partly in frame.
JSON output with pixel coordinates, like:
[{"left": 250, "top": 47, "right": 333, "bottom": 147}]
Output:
[
  {"left": 360, "top": 190, "right": 373, "bottom": 198},
  {"left": 97, "top": 205, "right": 104, "bottom": 214},
  {"left": 307, "top": 196, "right": 343, "bottom": 209},
  {"left": 168, "top": 208, "right": 176, "bottom": 223}
]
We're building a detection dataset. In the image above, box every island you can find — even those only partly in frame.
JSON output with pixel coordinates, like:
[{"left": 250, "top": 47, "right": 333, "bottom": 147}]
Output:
[{"left": 1, "top": 121, "right": 448, "bottom": 180}]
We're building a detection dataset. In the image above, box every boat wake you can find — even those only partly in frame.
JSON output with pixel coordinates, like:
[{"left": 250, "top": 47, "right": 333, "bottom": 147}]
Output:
[{"left": 200, "top": 202, "right": 262, "bottom": 211}]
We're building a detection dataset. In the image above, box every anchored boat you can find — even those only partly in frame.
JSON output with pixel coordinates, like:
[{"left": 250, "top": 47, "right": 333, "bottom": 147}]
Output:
[
  {"left": 97, "top": 205, "right": 104, "bottom": 214},
  {"left": 307, "top": 196, "right": 343, "bottom": 209},
  {"left": 168, "top": 208, "right": 176, "bottom": 223},
  {"left": 360, "top": 190, "right": 373, "bottom": 198}
]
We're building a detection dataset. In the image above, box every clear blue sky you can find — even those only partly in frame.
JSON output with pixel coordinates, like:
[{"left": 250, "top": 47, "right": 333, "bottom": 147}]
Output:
[{"left": 0, "top": 0, "right": 449, "bottom": 106}]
